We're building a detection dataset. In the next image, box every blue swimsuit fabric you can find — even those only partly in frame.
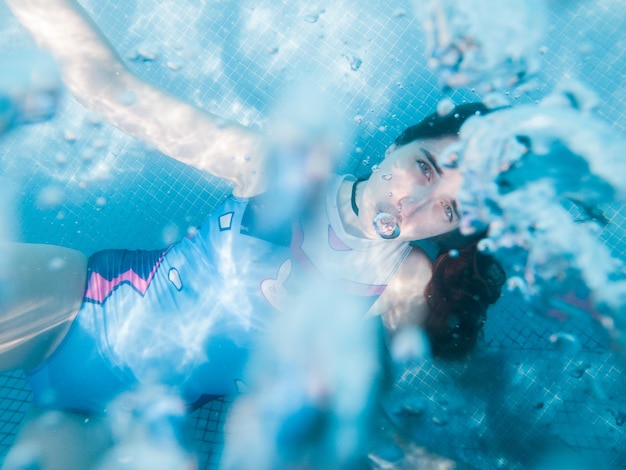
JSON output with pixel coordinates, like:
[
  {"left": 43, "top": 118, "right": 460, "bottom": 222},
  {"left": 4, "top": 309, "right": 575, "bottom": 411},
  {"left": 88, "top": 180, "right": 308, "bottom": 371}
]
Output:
[{"left": 25, "top": 179, "right": 407, "bottom": 413}]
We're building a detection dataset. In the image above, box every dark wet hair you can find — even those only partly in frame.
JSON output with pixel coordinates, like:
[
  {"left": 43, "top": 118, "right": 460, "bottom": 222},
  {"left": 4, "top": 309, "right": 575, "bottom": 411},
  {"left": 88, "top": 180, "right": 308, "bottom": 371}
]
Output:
[
  {"left": 423, "top": 242, "right": 506, "bottom": 359},
  {"left": 384, "top": 102, "right": 504, "bottom": 358},
  {"left": 394, "top": 102, "right": 505, "bottom": 358},
  {"left": 394, "top": 102, "right": 490, "bottom": 146}
]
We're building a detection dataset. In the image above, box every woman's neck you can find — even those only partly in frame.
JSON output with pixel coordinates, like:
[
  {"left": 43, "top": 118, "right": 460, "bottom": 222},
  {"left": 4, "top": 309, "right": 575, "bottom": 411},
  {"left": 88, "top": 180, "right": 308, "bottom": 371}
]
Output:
[{"left": 337, "top": 178, "right": 373, "bottom": 239}]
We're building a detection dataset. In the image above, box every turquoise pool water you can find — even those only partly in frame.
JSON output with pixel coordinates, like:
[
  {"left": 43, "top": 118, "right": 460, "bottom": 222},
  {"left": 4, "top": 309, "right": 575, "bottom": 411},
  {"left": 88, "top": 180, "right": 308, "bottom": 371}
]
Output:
[{"left": 1, "top": 0, "right": 625, "bottom": 468}]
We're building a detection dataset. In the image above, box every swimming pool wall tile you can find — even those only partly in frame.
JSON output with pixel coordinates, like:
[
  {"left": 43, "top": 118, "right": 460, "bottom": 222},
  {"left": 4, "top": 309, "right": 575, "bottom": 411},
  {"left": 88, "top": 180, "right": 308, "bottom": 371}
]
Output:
[{"left": 1, "top": 0, "right": 626, "bottom": 468}]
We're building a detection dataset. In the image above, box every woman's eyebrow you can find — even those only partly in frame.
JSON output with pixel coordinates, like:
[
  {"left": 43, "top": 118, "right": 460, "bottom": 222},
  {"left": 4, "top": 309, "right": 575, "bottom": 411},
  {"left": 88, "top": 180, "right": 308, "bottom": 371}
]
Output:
[
  {"left": 451, "top": 200, "right": 460, "bottom": 220},
  {"left": 421, "top": 148, "right": 443, "bottom": 176}
]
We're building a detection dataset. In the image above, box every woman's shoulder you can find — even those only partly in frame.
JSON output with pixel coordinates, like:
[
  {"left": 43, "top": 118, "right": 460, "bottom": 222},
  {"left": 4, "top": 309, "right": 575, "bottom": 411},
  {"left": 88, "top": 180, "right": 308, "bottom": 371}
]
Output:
[{"left": 366, "top": 246, "right": 432, "bottom": 328}]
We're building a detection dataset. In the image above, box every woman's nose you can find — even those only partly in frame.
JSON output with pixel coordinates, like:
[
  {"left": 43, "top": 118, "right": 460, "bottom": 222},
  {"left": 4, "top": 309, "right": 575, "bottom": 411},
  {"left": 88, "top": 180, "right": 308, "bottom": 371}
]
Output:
[{"left": 400, "top": 192, "right": 432, "bottom": 216}]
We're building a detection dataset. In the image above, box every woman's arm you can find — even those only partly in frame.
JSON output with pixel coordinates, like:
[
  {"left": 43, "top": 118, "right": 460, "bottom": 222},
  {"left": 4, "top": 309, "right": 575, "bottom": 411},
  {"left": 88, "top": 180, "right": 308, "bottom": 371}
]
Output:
[{"left": 6, "top": 0, "right": 267, "bottom": 197}]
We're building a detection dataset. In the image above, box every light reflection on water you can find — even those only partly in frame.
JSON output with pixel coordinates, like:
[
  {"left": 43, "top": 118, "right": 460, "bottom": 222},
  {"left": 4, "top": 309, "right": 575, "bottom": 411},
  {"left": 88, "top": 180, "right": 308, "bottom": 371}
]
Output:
[{"left": 0, "top": 0, "right": 625, "bottom": 468}]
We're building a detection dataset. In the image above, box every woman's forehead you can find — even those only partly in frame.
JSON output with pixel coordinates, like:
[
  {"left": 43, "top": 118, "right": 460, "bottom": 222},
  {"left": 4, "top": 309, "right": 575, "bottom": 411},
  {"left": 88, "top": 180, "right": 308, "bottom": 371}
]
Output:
[{"left": 407, "top": 136, "right": 459, "bottom": 155}]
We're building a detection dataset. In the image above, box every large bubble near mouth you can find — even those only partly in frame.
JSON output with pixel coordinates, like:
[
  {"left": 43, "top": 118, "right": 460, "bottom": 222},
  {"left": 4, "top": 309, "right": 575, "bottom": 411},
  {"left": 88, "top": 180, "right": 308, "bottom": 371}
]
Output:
[{"left": 373, "top": 212, "right": 401, "bottom": 239}]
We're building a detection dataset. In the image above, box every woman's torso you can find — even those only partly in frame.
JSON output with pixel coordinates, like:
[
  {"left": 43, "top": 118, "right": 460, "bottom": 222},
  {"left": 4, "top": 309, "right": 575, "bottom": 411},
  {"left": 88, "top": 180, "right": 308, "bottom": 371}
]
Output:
[{"left": 37, "top": 176, "right": 411, "bottom": 408}]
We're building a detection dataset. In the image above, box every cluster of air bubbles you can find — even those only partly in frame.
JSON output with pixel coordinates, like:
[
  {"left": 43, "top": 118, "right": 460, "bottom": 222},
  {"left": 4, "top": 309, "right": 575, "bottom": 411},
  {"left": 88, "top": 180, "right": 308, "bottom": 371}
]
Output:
[
  {"left": 0, "top": 50, "right": 62, "bottom": 128},
  {"left": 413, "top": 0, "right": 546, "bottom": 92},
  {"left": 453, "top": 89, "right": 626, "bottom": 334}
]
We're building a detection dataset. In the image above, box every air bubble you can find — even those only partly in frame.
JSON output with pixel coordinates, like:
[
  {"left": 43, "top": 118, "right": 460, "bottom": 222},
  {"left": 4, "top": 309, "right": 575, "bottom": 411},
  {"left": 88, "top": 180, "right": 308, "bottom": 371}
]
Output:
[
  {"left": 81, "top": 148, "right": 95, "bottom": 162},
  {"left": 477, "top": 238, "right": 496, "bottom": 252},
  {"left": 345, "top": 53, "right": 363, "bottom": 72},
  {"left": 55, "top": 152, "right": 68, "bottom": 166},
  {"left": 47, "top": 257, "right": 66, "bottom": 271},
  {"left": 437, "top": 98, "right": 455, "bottom": 116},
  {"left": 37, "top": 186, "right": 64, "bottom": 209},
  {"left": 166, "top": 60, "right": 183, "bottom": 71},
  {"left": 381, "top": 173, "right": 392, "bottom": 181},
  {"left": 63, "top": 129, "right": 78, "bottom": 143},
  {"left": 390, "top": 327, "right": 428, "bottom": 362},
  {"left": 506, "top": 276, "right": 527, "bottom": 294},
  {"left": 117, "top": 90, "right": 137, "bottom": 106},
  {"left": 135, "top": 42, "right": 159, "bottom": 61},
  {"left": 373, "top": 212, "right": 400, "bottom": 239},
  {"left": 303, "top": 13, "right": 319, "bottom": 23},
  {"left": 92, "top": 139, "right": 107, "bottom": 150},
  {"left": 162, "top": 224, "right": 180, "bottom": 245},
  {"left": 84, "top": 113, "right": 103, "bottom": 127},
  {"left": 549, "top": 332, "right": 580, "bottom": 354},
  {"left": 371, "top": 164, "right": 380, "bottom": 173}
]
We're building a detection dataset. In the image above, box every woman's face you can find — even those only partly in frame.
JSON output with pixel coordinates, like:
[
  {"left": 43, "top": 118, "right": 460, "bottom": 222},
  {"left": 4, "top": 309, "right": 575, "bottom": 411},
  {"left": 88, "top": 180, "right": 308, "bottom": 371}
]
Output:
[{"left": 359, "top": 137, "right": 462, "bottom": 241}]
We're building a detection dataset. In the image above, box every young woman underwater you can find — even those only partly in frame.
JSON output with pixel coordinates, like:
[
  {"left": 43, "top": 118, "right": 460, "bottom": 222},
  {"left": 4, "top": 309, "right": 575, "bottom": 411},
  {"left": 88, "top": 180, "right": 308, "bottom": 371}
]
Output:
[{"left": 1, "top": 0, "right": 504, "bottom": 413}]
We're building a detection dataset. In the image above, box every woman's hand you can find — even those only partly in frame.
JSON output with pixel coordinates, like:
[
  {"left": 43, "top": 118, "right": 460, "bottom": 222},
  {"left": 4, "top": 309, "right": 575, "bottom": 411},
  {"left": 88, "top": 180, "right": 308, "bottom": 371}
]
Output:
[{"left": 6, "top": 0, "right": 267, "bottom": 197}]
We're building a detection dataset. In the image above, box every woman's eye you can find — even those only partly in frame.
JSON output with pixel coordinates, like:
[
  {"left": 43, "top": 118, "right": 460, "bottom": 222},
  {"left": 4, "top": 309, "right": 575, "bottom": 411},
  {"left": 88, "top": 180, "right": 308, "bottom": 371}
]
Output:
[
  {"left": 417, "top": 160, "right": 432, "bottom": 179},
  {"left": 444, "top": 203, "right": 454, "bottom": 222}
]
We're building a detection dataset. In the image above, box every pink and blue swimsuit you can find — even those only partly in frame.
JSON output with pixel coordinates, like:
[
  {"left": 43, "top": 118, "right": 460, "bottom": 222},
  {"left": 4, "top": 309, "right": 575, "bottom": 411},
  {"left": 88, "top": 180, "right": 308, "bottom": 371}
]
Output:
[{"left": 26, "top": 176, "right": 411, "bottom": 413}]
